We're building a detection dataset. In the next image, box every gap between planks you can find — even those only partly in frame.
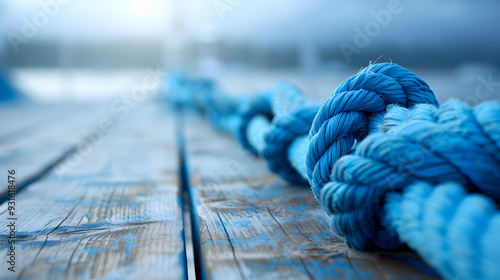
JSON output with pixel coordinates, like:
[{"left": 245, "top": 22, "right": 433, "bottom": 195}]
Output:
[{"left": 176, "top": 113, "right": 201, "bottom": 280}]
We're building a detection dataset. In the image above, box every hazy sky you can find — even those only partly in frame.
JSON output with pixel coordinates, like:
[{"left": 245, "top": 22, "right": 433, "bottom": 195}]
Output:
[
  {"left": 2, "top": 0, "right": 500, "bottom": 47},
  {"left": 1, "top": 0, "right": 499, "bottom": 70},
  {"left": 2, "top": 0, "right": 499, "bottom": 101}
]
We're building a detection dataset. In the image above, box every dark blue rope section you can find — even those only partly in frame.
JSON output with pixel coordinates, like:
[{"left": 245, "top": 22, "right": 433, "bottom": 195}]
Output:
[{"left": 306, "top": 63, "right": 438, "bottom": 201}]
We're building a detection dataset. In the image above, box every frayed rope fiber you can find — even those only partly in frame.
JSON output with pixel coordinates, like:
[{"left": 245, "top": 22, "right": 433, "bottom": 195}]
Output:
[{"left": 165, "top": 63, "right": 500, "bottom": 280}]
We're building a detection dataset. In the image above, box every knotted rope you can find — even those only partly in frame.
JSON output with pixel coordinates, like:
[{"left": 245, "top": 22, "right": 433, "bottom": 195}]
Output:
[
  {"left": 166, "top": 63, "right": 500, "bottom": 280},
  {"left": 306, "top": 63, "right": 438, "bottom": 199},
  {"left": 321, "top": 100, "right": 500, "bottom": 250}
]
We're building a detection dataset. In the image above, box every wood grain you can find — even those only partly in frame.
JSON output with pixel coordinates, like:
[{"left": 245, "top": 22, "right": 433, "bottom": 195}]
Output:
[
  {"left": 0, "top": 103, "right": 111, "bottom": 194},
  {"left": 183, "top": 115, "right": 441, "bottom": 280},
  {"left": 0, "top": 103, "right": 186, "bottom": 280}
]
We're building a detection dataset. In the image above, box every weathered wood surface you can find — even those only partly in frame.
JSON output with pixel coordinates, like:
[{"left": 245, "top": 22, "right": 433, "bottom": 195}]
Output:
[
  {"left": 0, "top": 103, "right": 186, "bottom": 280},
  {"left": 0, "top": 103, "right": 110, "bottom": 195},
  {"left": 0, "top": 102, "right": 81, "bottom": 139},
  {"left": 183, "top": 115, "right": 440, "bottom": 280}
]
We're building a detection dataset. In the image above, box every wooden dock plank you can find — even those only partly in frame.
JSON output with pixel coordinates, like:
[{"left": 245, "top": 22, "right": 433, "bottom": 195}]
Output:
[
  {"left": 0, "top": 103, "right": 110, "bottom": 194},
  {"left": 0, "top": 102, "right": 81, "bottom": 139},
  {"left": 0, "top": 103, "right": 186, "bottom": 280},
  {"left": 183, "top": 115, "right": 440, "bottom": 280}
]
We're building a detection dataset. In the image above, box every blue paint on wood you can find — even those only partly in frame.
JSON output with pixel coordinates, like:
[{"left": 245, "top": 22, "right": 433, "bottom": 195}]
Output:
[
  {"left": 80, "top": 233, "right": 137, "bottom": 257},
  {"left": 121, "top": 233, "right": 136, "bottom": 256},
  {"left": 0, "top": 221, "right": 135, "bottom": 238}
]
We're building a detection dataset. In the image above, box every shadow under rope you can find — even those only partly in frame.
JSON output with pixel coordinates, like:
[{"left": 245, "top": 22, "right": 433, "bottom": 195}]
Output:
[{"left": 175, "top": 112, "right": 204, "bottom": 280}]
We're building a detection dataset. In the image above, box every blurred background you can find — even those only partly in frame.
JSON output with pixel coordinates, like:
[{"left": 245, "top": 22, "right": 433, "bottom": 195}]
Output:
[{"left": 1, "top": 0, "right": 499, "bottom": 103}]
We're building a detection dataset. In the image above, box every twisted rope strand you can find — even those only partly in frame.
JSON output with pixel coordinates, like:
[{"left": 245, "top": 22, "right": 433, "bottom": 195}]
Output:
[
  {"left": 384, "top": 181, "right": 500, "bottom": 280},
  {"left": 306, "top": 63, "right": 438, "bottom": 201}
]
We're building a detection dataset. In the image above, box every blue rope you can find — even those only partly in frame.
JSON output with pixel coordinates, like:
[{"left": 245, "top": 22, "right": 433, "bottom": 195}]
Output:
[
  {"left": 385, "top": 181, "right": 500, "bottom": 280},
  {"left": 306, "top": 63, "right": 439, "bottom": 200},
  {"left": 263, "top": 104, "right": 319, "bottom": 183},
  {"left": 165, "top": 71, "right": 246, "bottom": 136},
  {"left": 287, "top": 135, "right": 309, "bottom": 180},
  {"left": 271, "top": 82, "right": 308, "bottom": 118},
  {"left": 321, "top": 100, "right": 500, "bottom": 250},
  {"left": 246, "top": 115, "right": 270, "bottom": 155},
  {"left": 166, "top": 63, "right": 500, "bottom": 280},
  {"left": 237, "top": 91, "right": 275, "bottom": 155},
  {"left": 237, "top": 82, "right": 310, "bottom": 156}
]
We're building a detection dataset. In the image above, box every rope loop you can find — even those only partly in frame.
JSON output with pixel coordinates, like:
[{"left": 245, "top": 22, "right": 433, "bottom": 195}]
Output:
[{"left": 237, "top": 92, "right": 275, "bottom": 155}]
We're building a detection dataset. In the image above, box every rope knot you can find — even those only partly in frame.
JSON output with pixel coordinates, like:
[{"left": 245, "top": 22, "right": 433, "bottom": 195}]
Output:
[
  {"left": 237, "top": 82, "right": 306, "bottom": 156},
  {"left": 306, "top": 63, "right": 438, "bottom": 200},
  {"left": 237, "top": 92, "right": 274, "bottom": 155},
  {"left": 263, "top": 104, "right": 320, "bottom": 183},
  {"left": 320, "top": 99, "right": 500, "bottom": 250}
]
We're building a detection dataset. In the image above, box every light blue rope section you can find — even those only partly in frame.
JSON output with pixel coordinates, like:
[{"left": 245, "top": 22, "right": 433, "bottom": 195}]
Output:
[
  {"left": 245, "top": 82, "right": 310, "bottom": 156},
  {"left": 246, "top": 115, "right": 271, "bottom": 156},
  {"left": 385, "top": 181, "right": 500, "bottom": 280},
  {"left": 287, "top": 135, "right": 308, "bottom": 180},
  {"left": 272, "top": 82, "right": 307, "bottom": 118},
  {"left": 222, "top": 114, "right": 241, "bottom": 137}
]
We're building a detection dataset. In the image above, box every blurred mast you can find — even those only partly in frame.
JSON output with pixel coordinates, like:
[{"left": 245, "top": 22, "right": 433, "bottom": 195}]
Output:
[
  {"left": 162, "top": 0, "right": 187, "bottom": 70},
  {"left": 196, "top": 24, "right": 219, "bottom": 79},
  {"left": 58, "top": 37, "right": 74, "bottom": 101}
]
